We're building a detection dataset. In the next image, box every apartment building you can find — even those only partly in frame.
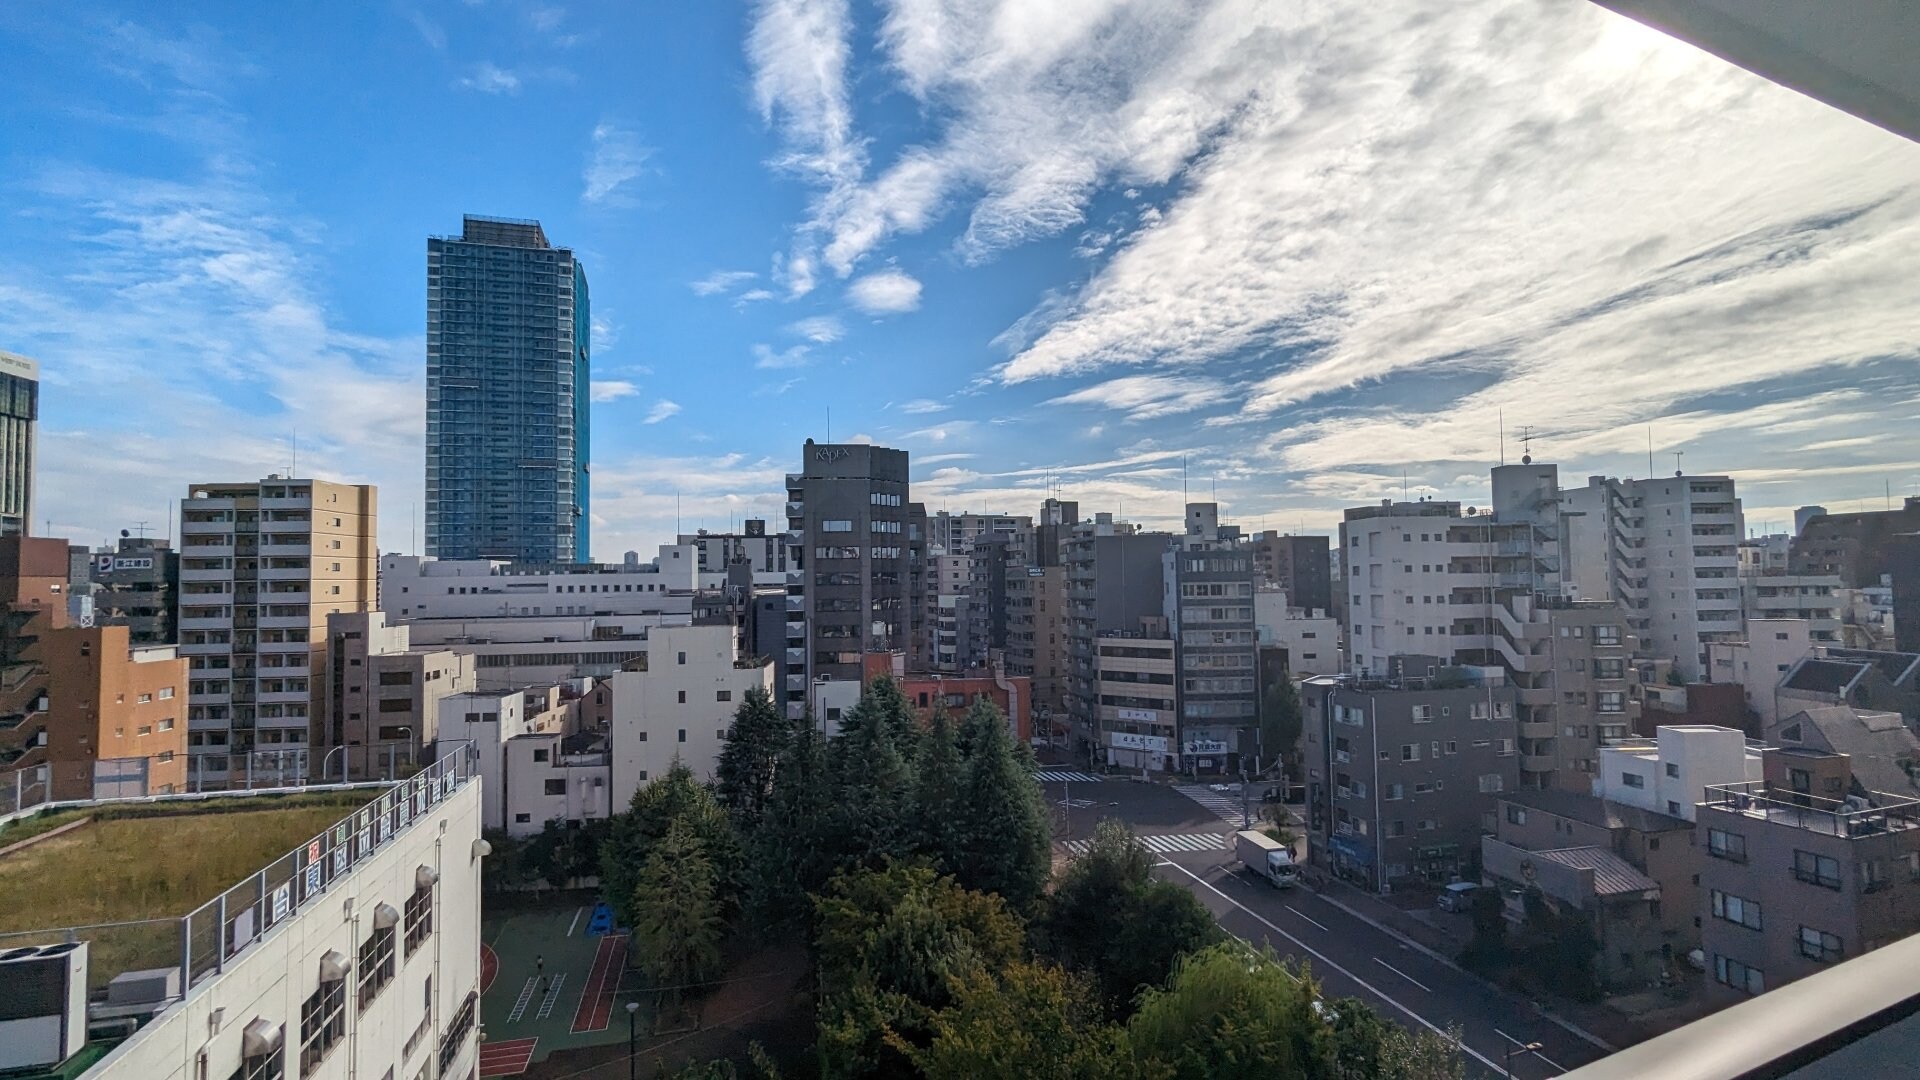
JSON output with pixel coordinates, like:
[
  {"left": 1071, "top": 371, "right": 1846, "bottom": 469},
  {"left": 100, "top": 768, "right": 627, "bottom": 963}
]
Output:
[
  {"left": 1006, "top": 563, "right": 1069, "bottom": 736},
  {"left": 1164, "top": 503, "right": 1258, "bottom": 773},
  {"left": 677, "top": 518, "right": 791, "bottom": 575},
  {"left": 1253, "top": 587, "right": 1339, "bottom": 677},
  {"left": 1696, "top": 746, "right": 1920, "bottom": 1004},
  {"left": 1562, "top": 472, "right": 1746, "bottom": 679},
  {"left": 0, "top": 351, "right": 36, "bottom": 537},
  {"left": 962, "top": 534, "right": 1018, "bottom": 671},
  {"left": 177, "top": 477, "right": 376, "bottom": 788},
  {"left": 1093, "top": 626, "right": 1178, "bottom": 771},
  {"left": 927, "top": 511, "right": 1032, "bottom": 561},
  {"left": 1302, "top": 665, "right": 1520, "bottom": 889},
  {"left": 1708, "top": 618, "right": 1817, "bottom": 728},
  {"left": 1251, "top": 532, "right": 1332, "bottom": 614},
  {"left": 1774, "top": 649, "right": 1920, "bottom": 724},
  {"left": 1063, "top": 516, "right": 1171, "bottom": 754},
  {"left": 930, "top": 550, "right": 970, "bottom": 672},
  {"left": 321, "top": 611, "right": 475, "bottom": 780},
  {"left": 1743, "top": 574, "right": 1843, "bottom": 643},
  {"left": 607, "top": 623, "right": 773, "bottom": 808},
  {"left": 426, "top": 214, "right": 589, "bottom": 563},
  {"left": 1790, "top": 497, "right": 1920, "bottom": 589},
  {"left": 88, "top": 537, "right": 178, "bottom": 646},
  {"left": 378, "top": 551, "right": 698, "bottom": 622},
  {"left": 783, "top": 440, "right": 913, "bottom": 717}
]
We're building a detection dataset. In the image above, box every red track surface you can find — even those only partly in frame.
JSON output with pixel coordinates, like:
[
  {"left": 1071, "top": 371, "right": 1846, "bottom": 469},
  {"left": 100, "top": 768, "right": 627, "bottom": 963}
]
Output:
[
  {"left": 481, "top": 943, "right": 499, "bottom": 995},
  {"left": 569, "top": 933, "right": 629, "bottom": 1033},
  {"left": 479, "top": 1036, "right": 536, "bottom": 1077}
]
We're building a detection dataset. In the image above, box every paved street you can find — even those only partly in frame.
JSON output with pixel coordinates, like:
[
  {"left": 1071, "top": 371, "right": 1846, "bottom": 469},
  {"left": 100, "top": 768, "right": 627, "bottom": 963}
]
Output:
[{"left": 1039, "top": 774, "right": 1607, "bottom": 1079}]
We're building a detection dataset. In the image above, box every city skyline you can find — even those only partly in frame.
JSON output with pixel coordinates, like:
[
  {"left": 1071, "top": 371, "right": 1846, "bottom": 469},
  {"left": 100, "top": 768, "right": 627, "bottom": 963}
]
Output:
[{"left": 3, "top": 2, "right": 1918, "bottom": 559}]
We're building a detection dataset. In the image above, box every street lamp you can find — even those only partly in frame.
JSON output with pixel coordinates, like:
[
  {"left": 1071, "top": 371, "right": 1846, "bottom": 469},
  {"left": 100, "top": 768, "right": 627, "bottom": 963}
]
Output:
[
  {"left": 625, "top": 1000, "right": 640, "bottom": 1080},
  {"left": 387, "top": 726, "right": 413, "bottom": 781},
  {"left": 320, "top": 745, "right": 347, "bottom": 785},
  {"left": 1504, "top": 1040, "right": 1542, "bottom": 1078}
]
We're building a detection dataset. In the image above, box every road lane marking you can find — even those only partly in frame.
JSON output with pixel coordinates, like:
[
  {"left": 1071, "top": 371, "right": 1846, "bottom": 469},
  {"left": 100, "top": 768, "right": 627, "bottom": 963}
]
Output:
[
  {"left": 1373, "top": 958, "right": 1432, "bottom": 992},
  {"left": 1157, "top": 860, "right": 1503, "bottom": 1077},
  {"left": 1495, "top": 1028, "right": 1565, "bottom": 1073},
  {"left": 566, "top": 905, "right": 584, "bottom": 936},
  {"left": 1036, "top": 770, "right": 1103, "bottom": 782},
  {"left": 1285, "top": 905, "right": 1329, "bottom": 932}
]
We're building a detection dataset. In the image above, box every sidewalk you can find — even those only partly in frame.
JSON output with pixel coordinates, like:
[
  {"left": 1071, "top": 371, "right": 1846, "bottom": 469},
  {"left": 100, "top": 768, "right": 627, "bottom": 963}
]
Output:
[{"left": 1302, "top": 872, "right": 1649, "bottom": 1054}]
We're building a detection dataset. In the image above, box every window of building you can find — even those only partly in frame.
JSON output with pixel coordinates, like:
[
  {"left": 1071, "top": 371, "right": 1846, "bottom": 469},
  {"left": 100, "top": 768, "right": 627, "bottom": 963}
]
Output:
[
  {"left": 677, "top": 729, "right": 687, "bottom": 743},
  {"left": 1416, "top": 819, "right": 1437, "bottom": 832},
  {"left": 1384, "top": 783, "right": 1403, "bottom": 801},
  {"left": 238, "top": 1038, "right": 286, "bottom": 1080},
  {"left": 1386, "top": 820, "right": 1406, "bottom": 838},
  {"left": 1478, "top": 774, "right": 1503, "bottom": 794},
  {"left": 717, "top": 690, "right": 732, "bottom": 702},
  {"left": 677, "top": 690, "right": 687, "bottom": 704},
  {"left": 405, "top": 884, "right": 434, "bottom": 957},
  {"left": 1710, "top": 889, "right": 1763, "bottom": 930},
  {"left": 300, "top": 969, "right": 347, "bottom": 1075},
  {"left": 1665, "top": 763, "right": 1679, "bottom": 778},
  {"left": 515, "top": 813, "right": 531, "bottom": 824},
  {"left": 1714, "top": 954, "right": 1764, "bottom": 996},
  {"left": 1620, "top": 772, "right": 1645, "bottom": 789},
  {"left": 821, "top": 520, "right": 853, "bottom": 532},
  {"left": 677, "top": 652, "right": 687, "bottom": 665},
  {"left": 357, "top": 923, "right": 397, "bottom": 1011},
  {"left": 1793, "top": 850, "right": 1842, "bottom": 890},
  {"left": 1506, "top": 805, "right": 1526, "bottom": 825},
  {"left": 1707, "top": 828, "right": 1746, "bottom": 862},
  {"left": 1400, "top": 743, "right": 1421, "bottom": 762},
  {"left": 1799, "top": 926, "right": 1843, "bottom": 963},
  {"left": 378, "top": 671, "right": 415, "bottom": 686},
  {"left": 545, "top": 778, "right": 567, "bottom": 795}
]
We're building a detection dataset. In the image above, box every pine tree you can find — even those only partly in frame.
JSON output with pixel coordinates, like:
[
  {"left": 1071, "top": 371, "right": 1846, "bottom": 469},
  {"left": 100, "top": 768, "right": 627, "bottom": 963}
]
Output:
[
  {"left": 825, "top": 688, "right": 918, "bottom": 869},
  {"left": 714, "top": 687, "right": 790, "bottom": 831},
  {"left": 909, "top": 708, "right": 965, "bottom": 871},
  {"left": 949, "top": 698, "right": 1051, "bottom": 912},
  {"left": 600, "top": 760, "right": 740, "bottom": 929},
  {"left": 751, "top": 720, "right": 834, "bottom": 929},
  {"left": 629, "top": 818, "right": 726, "bottom": 1013}
]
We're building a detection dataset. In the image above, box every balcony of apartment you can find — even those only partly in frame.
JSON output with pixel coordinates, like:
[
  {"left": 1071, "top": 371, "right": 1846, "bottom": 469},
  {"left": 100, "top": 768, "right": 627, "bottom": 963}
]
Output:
[
  {"left": 259, "top": 515, "right": 311, "bottom": 533},
  {"left": 1520, "top": 751, "right": 1556, "bottom": 773},
  {"left": 178, "top": 610, "right": 234, "bottom": 633},
  {"left": 1520, "top": 719, "right": 1555, "bottom": 739},
  {"left": 785, "top": 647, "right": 805, "bottom": 666},
  {"left": 258, "top": 612, "right": 312, "bottom": 631},
  {"left": 259, "top": 564, "right": 312, "bottom": 581},
  {"left": 262, "top": 539, "right": 312, "bottom": 558},
  {"left": 181, "top": 541, "right": 235, "bottom": 559},
  {"left": 1702, "top": 782, "right": 1920, "bottom": 838},
  {"left": 258, "top": 495, "right": 313, "bottom": 511},
  {"left": 785, "top": 673, "right": 807, "bottom": 691}
]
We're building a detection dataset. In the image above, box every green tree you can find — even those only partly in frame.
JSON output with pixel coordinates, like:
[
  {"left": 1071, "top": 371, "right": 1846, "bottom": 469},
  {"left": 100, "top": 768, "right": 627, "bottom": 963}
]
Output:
[
  {"left": 714, "top": 688, "right": 791, "bottom": 831},
  {"left": 825, "top": 690, "right": 918, "bottom": 868},
  {"left": 1324, "top": 1000, "right": 1466, "bottom": 1080},
  {"left": 600, "top": 761, "right": 740, "bottom": 929},
  {"left": 1458, "top": 885, "right": 1510, "bottom": 975},
  {"left": 528, "top": 818, "right": 609, "bottom": 888},
  {"left": 1513, "top": 888, "right": 1601, "bottom": 1002},
  {"left": 1040, "top": 820, "right": 1222, "bottom": 1018},
  {"left": 910, "top": 708, "right": 966, "bottom": 871},
  {"left": 1258, "top": 676, "right": 1304, "bottom": 779},
  {"left": 629, "top": 818, "right": 727, "bottom": 1011},
  {"left": 902, "top": 961, "right": 1139, "bottom": 1080},
  {"left": 949, "top": 698, "right": 1052, "bottom": 912},
  {"left": 1127, "top": 943, "right": 1333, "bottom": 1078},
  {"left": 750, "top": 720, "right": 835, "bottom": 930},
  {"left": 812, "top": 863, "right": 1027, "bottom": 1079},
  {"left": 863, "top": 675, "right": 922, "bottom": 749}
]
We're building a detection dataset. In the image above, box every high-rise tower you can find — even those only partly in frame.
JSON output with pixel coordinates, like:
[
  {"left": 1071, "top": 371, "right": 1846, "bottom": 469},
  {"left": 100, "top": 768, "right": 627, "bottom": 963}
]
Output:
[{"left": 426, "top": 215, "right": 590, "bottom": 563}]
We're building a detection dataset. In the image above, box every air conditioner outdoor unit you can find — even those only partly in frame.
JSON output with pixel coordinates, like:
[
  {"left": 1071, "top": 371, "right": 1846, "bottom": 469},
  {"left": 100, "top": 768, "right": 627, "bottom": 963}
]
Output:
[{"left": 0, "top": 942, "right": 89, "bottom": 1070}]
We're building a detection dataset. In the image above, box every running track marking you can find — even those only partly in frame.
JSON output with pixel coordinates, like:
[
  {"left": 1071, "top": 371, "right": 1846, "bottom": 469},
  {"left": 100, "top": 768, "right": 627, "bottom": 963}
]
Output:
[
  {"left": 566, "top": 905, "right": 584, "bottom": 937},
  {"left": 479, "top": 1036, "right": 537, "bottom": 1078},
  {"left": 570, "top": 932, "right": 630, "bottom": 1033},
  {"left": 481, "top": 944, "right": 500, "bottom": 995},
  {"left": 534, "top": 972, "right": 569, "bottom": 1019},
  {"left": 505, "top": 977, "right": 537, "bottom": 1023}
]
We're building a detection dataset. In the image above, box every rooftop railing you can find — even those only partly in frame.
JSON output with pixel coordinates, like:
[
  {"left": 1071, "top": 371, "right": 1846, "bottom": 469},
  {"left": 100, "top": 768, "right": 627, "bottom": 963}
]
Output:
[{"left": 1701, "top": 781, "right": 1920, "bottom": 838}]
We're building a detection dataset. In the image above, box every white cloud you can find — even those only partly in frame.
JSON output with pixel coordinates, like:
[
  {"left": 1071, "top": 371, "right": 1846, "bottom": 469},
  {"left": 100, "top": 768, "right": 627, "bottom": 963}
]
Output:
[
  {"left": 847, "top": 268, "right": 922, "bottom": 313},
  {"left": 582, "top": 122, "right": 653, "bottom": 204},
  {"left": 787, "top": 314, "right": 844, "bottom": 342},
  {"left": 898, "top": 398, "right": 948, "bottom": 414},
  {"left": 735, "top": 288, "right": 775, "bottom": 305},
  {"left": 644, "top": 400, "right": 682, "bottom": 424},
  {"left": 591, "top": 380, "right": 639, "bottom": 403},
  {"left": 1044, "top": 374, "right": 1230, "bottom": 421},
  {"left": 530, "top": 6, "right": 565, "bottom": 32},
  {"left": 690, "top": 270, "right": 757, "bottom": 296},
  {"left": 405, "top": 10, "right": 446, "bottom": 50},
  {"left": 591, "top": 314, "right": 618, "bottom": 349},
  {"left": 753, "top": 343, "right": 812, "bottom": 369},
  {"left": 456, "top": 62, "right": 520, "bottom": 94}
]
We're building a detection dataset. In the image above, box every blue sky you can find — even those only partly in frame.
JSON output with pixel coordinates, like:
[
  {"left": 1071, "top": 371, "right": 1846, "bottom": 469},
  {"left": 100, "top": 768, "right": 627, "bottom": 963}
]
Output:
[{"left": 3, "top": 1, "right": 1917, "bottom": 559}]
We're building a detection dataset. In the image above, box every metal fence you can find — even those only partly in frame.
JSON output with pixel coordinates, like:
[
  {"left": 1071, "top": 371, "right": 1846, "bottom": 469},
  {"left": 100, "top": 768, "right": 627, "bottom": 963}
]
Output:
[{"left": 0, "top": 745, "right": 479, "bottom": 998}]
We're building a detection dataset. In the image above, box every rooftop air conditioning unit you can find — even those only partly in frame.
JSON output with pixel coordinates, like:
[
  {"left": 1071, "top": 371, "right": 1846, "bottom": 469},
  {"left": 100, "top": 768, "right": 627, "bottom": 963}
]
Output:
[{"left": 0, "top": 942, "right": 89, "bottom": 1070}]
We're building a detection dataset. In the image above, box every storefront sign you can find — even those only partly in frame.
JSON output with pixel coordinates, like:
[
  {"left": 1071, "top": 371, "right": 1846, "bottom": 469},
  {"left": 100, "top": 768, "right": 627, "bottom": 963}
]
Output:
[
  {"left": 1109, "top": 731, "right": 1169, "bottom": 752},
  {"left": 1184, "top": 739, "right": 1228, "bottom": 755},
  {"left": 1116, "top": 707, "right": 1161, "bottom": 724}
]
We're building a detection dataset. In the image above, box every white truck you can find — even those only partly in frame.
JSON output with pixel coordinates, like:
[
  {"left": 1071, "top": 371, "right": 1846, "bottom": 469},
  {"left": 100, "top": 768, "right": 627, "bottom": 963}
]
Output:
[{"left": 1235, "top": 830, "right": 1300, "bottom": 889}]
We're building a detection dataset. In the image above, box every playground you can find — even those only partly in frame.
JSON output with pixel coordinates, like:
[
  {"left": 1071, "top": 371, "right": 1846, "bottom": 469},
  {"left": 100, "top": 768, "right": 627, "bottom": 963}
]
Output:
[{"left": 479, "top": 899, "right": 633, "bottom": 1077}]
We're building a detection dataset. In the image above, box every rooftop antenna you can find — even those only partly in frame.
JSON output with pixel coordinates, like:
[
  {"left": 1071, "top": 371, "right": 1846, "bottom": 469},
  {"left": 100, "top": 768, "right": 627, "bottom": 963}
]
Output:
[
  {"left": 290, "top": 428, "right": 297, "bottom": 478},
  {"left": 1520, "top": 425, "right": 1534, "bottom": 464},
  {"left": 825, "top": 407, "right": 832, "bottom": 443},
  {"left": 1647, "top": 425, "right": 1655, "bottom": 478},
  {"left": 677, "top": 492, "right": 682, "bottom": 536},
  {"left": 1888, "top": 479, "right": 1894, "bottom": 511},
  {"left": 1183, "top": 455, "right": 1189, "bottom": 505},
  {"left": 131, "top": 520, "right": 152, "bottom": 540},
  {"left": 1499, "top": 409, "right": 1506, "bottom": 466},
  {"left": 1673, "top": 450, "right": 1684, "bottom": 476}
]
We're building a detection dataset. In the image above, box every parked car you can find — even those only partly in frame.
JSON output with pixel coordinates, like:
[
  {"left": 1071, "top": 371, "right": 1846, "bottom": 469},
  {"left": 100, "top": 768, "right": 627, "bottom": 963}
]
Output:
[{"left": 1436, "top": 881, "right": 1480, "bottom": 912}]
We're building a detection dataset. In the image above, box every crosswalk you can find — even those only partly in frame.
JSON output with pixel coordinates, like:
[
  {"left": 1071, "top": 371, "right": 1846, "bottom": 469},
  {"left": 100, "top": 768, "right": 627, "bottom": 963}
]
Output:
[
  {"left": 1035, "top": 769, "right": 1103, "bottom": 783},
  {"left": 1061, "top": 831, "right": 1228, "bottom": 856},
  {"left": 1175, "top": 784, "right": 1249, "bottom": 825}
]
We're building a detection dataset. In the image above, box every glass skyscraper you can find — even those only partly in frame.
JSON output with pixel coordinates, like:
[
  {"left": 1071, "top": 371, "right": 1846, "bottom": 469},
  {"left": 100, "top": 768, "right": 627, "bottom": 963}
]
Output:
[
  {"left": 0, "top": 351, "right": 38, "bottom": 537},
  {"left": 425, "top": 215, "right": 590, "bottom": 563}
]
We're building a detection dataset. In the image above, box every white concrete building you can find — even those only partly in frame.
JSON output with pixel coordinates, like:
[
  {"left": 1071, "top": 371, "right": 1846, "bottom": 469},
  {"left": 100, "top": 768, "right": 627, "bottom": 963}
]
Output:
[
  {"left": 1562, "top": 473, "right": 1746, "bottom": 680},
  {"left": 400, "top": 614, "right": 665, "bottom": 691},
  {"left": 1742, "top": 574, "right": 1843, "bottom": 644},
  {"left": 608, "top": 623, "right": 774, "bottom": 809},
  {"left": 1254, "top": 588, "right": 1339, "bottom": 677},
  {"left": 1596, "top": 724, "right": 1761, "bottom": 823},
  {"left": 503, "top": 726, "right": 611, "bottom": 836},
  {"left": 1707, "top": 618, "right": 1816, "bottom": 728},
  {"left": 65, "top": 756, "right": 484, "bottom": 1080},
  {"left": 379, "top": 552, "right": 697, "bottom": 621}
]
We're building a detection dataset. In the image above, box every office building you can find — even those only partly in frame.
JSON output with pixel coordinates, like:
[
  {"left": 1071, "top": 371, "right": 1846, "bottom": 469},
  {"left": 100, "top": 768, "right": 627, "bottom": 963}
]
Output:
[
  {"left": 1790, "top": 497, "right": 1920, "bottom": 589},
  {"left": 927, "top": 511, "right": 1032, "bottom": 560},
  {"left": 607, "top": 623, "right": 772, "bottom": 808},
  {"left": 1742, "top": 574, "right": 1843, "bottom": 643},
  {"left": 930, "top": 549, "right": 970, "bottom": 671},
  {"left": 177, "top": 477, "right": 376, "bottom": 788},
  {"left": 88, "top": 536, "right": 179, "bottom": 646},
  {"left": 1253, "top": 587, "right": 1339, "bottom": 678},
  {"left": 1063, "top": 514, "right": 1172, "bottom": 754},
  {"left": 426, "top": 214, "right": 590, "bottom": 564},
  {"left": 1007, "top": 562, "right": 1069, "bottom": 735},
  {"left": 961, "top": 533, "right": 1017, "bottom": 670},
  {"left": 1164, "top": 503, "right": 1258, "bottom": 772},
  {"left": 322, "top": 611, "right": 476, "bottom": 780},
  {"left": 1563, "top": 473, "right": 1746, "bottom": 679},
  {"left": 0, "top": 351, "right": 36, "bottom": 537},
  {"left": 1897, "top": 532, "right": 1920, "bottom": 653},
  {"left": 678, "top": 519, "right": 791, "bottom": 575},
  {"left": 15, "top": 755, "right": 486, "bottom": 1079},
  {"left": 783, "top": 440, "right": 912, "bottom": 718},
  {"left": 0, "top": 535, "right": 188, "bottom": 802},
  {"left": 1696, "top": 743, "right": 1920, "bottom": 1004},
  {"left": 1093, "top": 622, "right": 1178, "bottom": 771},
  {"left": 1251, "top": 532, "right": 1332, "bottom": 614},
  {"left": 439, "top": 684, "right": 605, "bottom": 835},
  {"left": 1301, "top": 663, "right": 1520, "bottom": 890}
]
